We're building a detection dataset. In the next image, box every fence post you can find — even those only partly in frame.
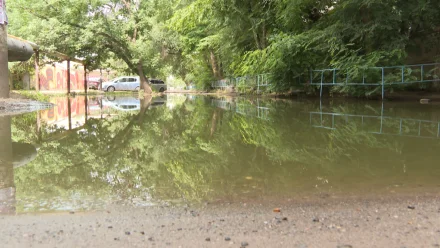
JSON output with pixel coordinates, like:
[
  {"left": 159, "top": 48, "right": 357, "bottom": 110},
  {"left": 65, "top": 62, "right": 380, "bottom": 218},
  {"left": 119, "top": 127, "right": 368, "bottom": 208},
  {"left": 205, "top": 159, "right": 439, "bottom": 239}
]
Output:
[
  {"left": 401, "top": 66, "right": 404, "bottom": 84},
  {"left": 380, "top": 101, "right": 384, "bottom": 133},
  {"left": 381, "top": 67, "right": 385, "bottom": 100},
  {"left": 362, "top": 71, "right": 365, "bottom": 84},
  {"left": 257, "top": 75, "right": 260, "bottom": 93},
  {"left": 437, "top": 123, "right": 440, "bottom": 138},
  {"left": 320, "top": 71, "right": 324, "bottom": 97}
]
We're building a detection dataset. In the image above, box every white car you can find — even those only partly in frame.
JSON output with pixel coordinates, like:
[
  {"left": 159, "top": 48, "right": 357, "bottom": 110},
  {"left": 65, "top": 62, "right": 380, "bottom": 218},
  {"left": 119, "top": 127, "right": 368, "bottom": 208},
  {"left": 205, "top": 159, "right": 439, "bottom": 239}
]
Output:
[
  {"left": 102, "top": 76, "right": 167, "bottom": 92},
  {"left": 102, "top": 76, "right": 140, "bottom": 92},
  {"left": 102, "top": 96, "right": 168, "bottom": 112}
]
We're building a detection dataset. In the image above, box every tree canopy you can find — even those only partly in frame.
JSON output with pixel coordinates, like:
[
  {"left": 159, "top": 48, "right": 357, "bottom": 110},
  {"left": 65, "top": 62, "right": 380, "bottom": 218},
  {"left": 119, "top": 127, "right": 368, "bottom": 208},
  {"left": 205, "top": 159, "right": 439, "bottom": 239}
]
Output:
[{"left": 7, "top": 0, "right": 440, "bottom": 95}]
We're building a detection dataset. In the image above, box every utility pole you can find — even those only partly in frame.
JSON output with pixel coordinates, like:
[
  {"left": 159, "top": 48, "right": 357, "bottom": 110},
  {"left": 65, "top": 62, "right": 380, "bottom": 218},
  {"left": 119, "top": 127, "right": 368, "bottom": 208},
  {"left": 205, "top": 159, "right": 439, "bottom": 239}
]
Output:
[{"left": 0, "top": 0, "right": 9, "bottom": 98}]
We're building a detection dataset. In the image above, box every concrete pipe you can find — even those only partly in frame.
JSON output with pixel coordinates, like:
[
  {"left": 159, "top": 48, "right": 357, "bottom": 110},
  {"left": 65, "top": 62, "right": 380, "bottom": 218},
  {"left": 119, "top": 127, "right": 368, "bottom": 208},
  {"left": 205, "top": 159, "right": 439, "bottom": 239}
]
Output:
[{"left": 7, "top": 36, "right": 34, "bottom": 62}]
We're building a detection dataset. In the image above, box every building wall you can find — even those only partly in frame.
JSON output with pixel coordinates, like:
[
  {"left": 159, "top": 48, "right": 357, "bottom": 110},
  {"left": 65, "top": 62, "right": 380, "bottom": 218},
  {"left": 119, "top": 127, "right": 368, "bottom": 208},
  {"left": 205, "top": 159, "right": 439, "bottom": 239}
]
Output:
[{"left": 38, "top": 61, "right": 85, "bottom": 91}]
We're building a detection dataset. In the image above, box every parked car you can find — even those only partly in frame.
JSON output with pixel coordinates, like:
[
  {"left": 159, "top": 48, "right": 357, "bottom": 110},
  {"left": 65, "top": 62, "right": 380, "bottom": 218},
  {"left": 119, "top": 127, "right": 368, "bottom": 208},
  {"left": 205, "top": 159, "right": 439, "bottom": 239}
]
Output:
[
  {"left": 150, "top": 79, "right": 167, "bottom": 92},
  {"left": 88, "top": 80, "right": 101, "bottom": 90},
  {"left": 102, "top": 76, "right": 167, "bottom": 92},
  {"left": 102, "top": 76, "right": 140, "bottom": 92}
]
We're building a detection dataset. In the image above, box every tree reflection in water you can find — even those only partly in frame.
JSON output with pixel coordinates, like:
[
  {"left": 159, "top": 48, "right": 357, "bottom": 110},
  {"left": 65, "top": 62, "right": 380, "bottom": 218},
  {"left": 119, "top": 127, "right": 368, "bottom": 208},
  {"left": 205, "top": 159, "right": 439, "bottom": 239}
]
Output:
[
  {"left": 7, "top": 96, "right": 440, "bottom": 213},
  {"left": 0, "top": 116, "right": 37, "bottom": 214}
]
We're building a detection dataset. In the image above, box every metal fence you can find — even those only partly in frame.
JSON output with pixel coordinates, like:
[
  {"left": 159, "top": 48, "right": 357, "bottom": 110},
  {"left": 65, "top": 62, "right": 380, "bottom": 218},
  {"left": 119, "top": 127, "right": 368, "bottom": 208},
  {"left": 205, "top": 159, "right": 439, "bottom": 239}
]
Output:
[
  {"left": 211, "top": 73, "right": 272, "bottom": 92},
  {"left": 310, "top": 63, "right": 440, "bottom": 99}
]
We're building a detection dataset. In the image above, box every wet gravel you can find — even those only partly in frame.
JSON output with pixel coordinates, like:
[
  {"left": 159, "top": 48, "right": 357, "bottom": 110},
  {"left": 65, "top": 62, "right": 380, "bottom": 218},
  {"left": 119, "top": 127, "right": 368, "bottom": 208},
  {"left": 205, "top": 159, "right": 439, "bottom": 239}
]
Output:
[{"left": 0, "top": 195, "right": 439, "bottom": 247}]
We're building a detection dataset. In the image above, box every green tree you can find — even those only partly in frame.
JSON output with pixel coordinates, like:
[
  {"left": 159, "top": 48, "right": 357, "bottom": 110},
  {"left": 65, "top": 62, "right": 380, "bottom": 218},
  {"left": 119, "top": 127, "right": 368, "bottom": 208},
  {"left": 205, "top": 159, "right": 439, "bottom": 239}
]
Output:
[{"left": 9, "top": 0, "right": 181, "bottom": 93}]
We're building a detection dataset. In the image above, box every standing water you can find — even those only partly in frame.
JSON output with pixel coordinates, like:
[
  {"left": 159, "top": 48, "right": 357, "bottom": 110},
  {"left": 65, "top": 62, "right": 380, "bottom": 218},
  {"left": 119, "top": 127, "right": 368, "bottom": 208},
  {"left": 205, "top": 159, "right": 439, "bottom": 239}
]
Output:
[{"left": 1, "top": 95, "right": 440, "bottom": 214}]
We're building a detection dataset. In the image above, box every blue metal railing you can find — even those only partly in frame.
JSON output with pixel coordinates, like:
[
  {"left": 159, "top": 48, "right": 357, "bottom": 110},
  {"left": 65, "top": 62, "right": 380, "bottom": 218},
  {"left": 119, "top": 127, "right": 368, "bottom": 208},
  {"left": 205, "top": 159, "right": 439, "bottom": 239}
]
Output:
[{"left": 310, "top": 63, "right": 440, "bottom": 99}]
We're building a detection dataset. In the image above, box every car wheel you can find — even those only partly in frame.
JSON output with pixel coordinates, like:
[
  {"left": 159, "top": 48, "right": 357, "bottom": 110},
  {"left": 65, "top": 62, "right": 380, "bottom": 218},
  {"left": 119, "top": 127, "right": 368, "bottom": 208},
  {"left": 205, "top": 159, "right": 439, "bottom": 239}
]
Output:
[
  {"left": 107, "top": 86, "right": 115, "bottom": 92},
  {"left": 159, "top": 87, "right": 165, "bottom": 92},
  {"left": 135, "top": 86, "right": 140, "bottom": 91}
]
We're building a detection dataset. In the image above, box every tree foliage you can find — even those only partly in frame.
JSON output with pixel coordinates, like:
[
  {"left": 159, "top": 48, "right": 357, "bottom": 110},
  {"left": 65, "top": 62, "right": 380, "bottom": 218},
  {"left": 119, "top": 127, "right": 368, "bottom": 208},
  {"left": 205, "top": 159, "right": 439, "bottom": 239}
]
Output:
[
  {"left": 8, "top": 0, "right": 440, "bottom": 94},
  {"left": 9, "top": 0, "right": 180, "bottom": 93}
]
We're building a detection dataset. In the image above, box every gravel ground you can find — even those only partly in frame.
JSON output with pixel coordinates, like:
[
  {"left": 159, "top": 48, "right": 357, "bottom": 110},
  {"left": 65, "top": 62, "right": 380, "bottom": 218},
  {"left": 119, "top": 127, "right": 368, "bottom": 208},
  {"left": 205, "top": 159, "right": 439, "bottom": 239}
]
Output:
[{"left": 0, "top": 195, "right": 439, "bottom": 248}]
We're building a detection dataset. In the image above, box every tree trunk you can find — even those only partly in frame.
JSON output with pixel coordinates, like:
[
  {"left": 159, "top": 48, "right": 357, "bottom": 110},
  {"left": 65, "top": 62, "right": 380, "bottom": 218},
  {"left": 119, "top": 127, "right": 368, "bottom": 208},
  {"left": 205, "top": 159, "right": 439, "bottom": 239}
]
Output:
[
  {"left": 261, "top": 22, "right": 267, "bottom": 49},
  {"left": 137, "top": 60, "right": 152, "bottom": 94},
  {"left": 83, "top": 64, "right": 87, "bottom": 94},
  {"left": 210, "top": 50, "right": 220, "bottom": 78},
  {"left": 252, "top": 28, "right": 262, "bottom": 50},
  {"left": 138, "top": 95, "right": 152, "bottom": 122},
  {"left": 210, "top": 109, "right": 219, "bottom": 137},
  {"left": 67, "top": 60, "right": 71, "bottom": 94},
  {"left": 35, "top": 50, "right": 40, "bottom": 91},
  {"left": 107, "top": 96, "right": 153, "bottom": 153},
  {"left": 67, "top": 97, "right": 72, "bottom": 130}
]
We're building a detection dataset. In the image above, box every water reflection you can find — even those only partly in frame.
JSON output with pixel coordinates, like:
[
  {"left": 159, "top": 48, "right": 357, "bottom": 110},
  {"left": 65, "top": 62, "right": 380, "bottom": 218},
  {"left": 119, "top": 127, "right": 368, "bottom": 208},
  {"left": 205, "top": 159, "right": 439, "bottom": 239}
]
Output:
[
  {"left": 0, "top": 116, "right": 37, "bottom": 214},
  {"left": 310, "top": 102, "right": 440, "bottom": 139},
  {"left": 212, "top": 98, "right": 271, "bottom": 120},
  {"left": 6, "top": 95, "right": 440, "bottom": 213}
]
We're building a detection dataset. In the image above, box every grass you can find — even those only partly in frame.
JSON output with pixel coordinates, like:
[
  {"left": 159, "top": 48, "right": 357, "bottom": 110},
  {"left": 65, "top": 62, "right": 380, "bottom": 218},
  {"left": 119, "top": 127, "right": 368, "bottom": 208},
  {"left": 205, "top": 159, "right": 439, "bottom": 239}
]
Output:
[{"left": 12, "top": 90, "right": 52, "bottom": 102}]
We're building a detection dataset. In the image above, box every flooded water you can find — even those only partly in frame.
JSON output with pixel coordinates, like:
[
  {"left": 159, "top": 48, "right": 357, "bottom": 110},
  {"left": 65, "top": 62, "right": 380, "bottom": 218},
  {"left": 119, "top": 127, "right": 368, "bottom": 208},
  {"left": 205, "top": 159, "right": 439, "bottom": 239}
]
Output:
[{"left": 1, "top": 94, "right": 440, "bottom": 214}]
